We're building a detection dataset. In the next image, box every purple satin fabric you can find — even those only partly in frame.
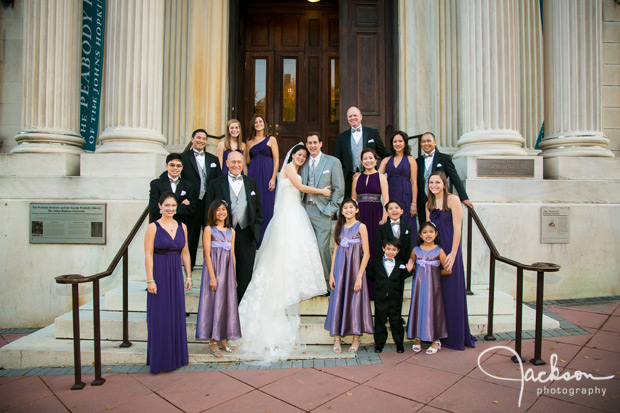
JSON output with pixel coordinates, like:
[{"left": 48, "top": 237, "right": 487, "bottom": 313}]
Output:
[
  {"left": 248, "top": 138, "right": 276, "bottom": 246},
  {"left": 195, "top": 227, "right": 241, "bottom": 341},
  {"left": 407, "top": 246, "right": 448, "bottom": 342},
  {"left": 324, "top": 222, "right": 374, "bottom": 336},
  {"left": 356, "top": 172, "right": 382, "bottom": 300},
  {"left": 386, "top": 156, "right": 417, "bottom": 245}
]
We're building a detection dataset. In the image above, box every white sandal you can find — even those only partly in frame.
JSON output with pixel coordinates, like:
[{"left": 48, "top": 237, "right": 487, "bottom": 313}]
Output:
[{"left": 426, "top": 340, "right": 441, "bottom": 355}]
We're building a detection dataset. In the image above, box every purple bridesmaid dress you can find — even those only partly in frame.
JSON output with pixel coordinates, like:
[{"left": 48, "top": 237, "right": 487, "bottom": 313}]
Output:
[
  {"left": 248, "top": 138, "right": 276, "bottom": 246},
  {"left": 356, "top": 172, "right": 382, "bottom": 299},
  {"left": 147, "top": 222, "right": 189, "bottom": 374},
  {"left": 222, "top": 149, "right": 244, "bottom": 176},
  {"left": 195, "top": 227, "right": 241, "bottom": 341},
  {"left": 324, "top": 222, "right": 374, "bottom": 336},
  {"left": 430, "top": 209, "right": 476, "bottom": 350},
  {"left": 385, "top": 156, "right": 417, "bottom": 245},
  {"left": 407, "top": 246, "right": 448, "bottom": 342}
]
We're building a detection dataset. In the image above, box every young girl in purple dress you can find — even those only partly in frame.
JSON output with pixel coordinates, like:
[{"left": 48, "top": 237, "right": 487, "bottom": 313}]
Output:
[
  {"left": 196, "top": 200, "right": 241, "bottom": 358},
  {"left": 324, "top": 198, "right": 374, "bottom": 354},
  {"left": 407, "top": 222, "right": 451, "bottom": 355}
]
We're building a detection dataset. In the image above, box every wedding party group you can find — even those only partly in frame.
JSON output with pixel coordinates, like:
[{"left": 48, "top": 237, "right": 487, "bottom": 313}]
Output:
[{"left": 144, "top": 106, "right": 476, "bottom": 374}]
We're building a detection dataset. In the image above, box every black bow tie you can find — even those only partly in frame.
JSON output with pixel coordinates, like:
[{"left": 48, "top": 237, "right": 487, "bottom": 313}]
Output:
[
  {"left": 229, "top": 174, "right": 242, "bottom": 182},
  {"left": 351, "top": 127, "right": 361, "bottom": 133}
]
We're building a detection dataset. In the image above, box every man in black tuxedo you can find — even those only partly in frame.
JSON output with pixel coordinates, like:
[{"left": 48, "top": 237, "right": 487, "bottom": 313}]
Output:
[
  {"left": 181, "top": 128, "right": 222, "bottom": 268},
  {"left": 205, "top": 151, "right": 262, "bottom": 300},
  {"left": 369, "top": 236, "right": 410, "bottom": 354},
  {"left": 148, "top": 153, "right": 196, "bottom": 224},
  {"left": 335, "top": 106, "right": 391, "bottom": 197},
  {"left": 416, "top": 132, "right": 473, "bottom": 225}
]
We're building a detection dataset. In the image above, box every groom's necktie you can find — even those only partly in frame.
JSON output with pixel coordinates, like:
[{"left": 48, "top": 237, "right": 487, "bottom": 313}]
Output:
[{"left": 308, "top": 158, "right": 317, "bottom": 203}]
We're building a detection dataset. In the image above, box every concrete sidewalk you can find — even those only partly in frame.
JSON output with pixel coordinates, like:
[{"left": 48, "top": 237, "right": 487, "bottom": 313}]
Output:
[{"left": 1, "top": 299, "right": 619, "bottom": 412}]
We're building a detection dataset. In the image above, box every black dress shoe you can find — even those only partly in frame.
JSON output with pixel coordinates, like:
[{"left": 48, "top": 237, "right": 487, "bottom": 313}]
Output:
[
  {"left": 396, "top": 346, "right": 405, "bottom": 354},
  {"left": 374, "top": 346, "right": 383, "bottom": 353}
]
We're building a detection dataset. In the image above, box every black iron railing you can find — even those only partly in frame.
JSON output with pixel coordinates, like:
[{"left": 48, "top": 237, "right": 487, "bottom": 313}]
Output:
[{"left": 55, "top": 134, "right": 222, "bottom": 390}]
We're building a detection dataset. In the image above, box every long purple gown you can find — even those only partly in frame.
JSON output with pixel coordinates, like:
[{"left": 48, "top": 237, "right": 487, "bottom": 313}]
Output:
[
  {"left": 386, "top": 156, "right": 417, "bottom": 245},
  {"left": 356, "top": 172, "right": 382, "bottom": 300},
  {"left": 248, "top": 138, "right": 275, "bottom": 246},
  {"left": 195, "top": 227, "right": 241, "bottom": 341},
  {"left": 429, "top": 209, "right": 476, "bottom": 350},
  {"left": 147, "top": 222, "right": 188, "bottom": 374},
  {"left": 407, "top": 246, "right": 448, "bottom": 342},
  {"left": 222, "top": 149, "right": 244, "bottom": 176},
  {"left": 324, "top": 222, "right": 374, "bottom": 336}
]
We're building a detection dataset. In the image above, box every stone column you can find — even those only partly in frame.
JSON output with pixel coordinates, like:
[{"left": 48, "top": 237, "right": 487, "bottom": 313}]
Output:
[
  {"left": 11, "top": 0, "right": 83, "bottom": 154},
  {"left": 539, "top": 0, "right": 613, "bottom": 158},
  {"left": 97, "top": 0, "right": 167, "bottom": 154},
  {"left": 455, "top": 0, "right": 528, "bottom": 158}
]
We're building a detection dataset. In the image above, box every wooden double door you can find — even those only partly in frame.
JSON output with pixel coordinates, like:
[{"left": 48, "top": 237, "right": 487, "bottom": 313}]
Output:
[{"left": 230, "top": 0, "right": 396, "bottom": 163}]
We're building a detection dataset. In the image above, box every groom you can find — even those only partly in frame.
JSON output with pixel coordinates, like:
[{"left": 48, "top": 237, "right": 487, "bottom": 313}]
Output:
[
  {"left": 205, "top": 151, "right": 262, "bottom": 300},
  {"left": 300, "top": 132, "right": 345, "bottom": 288}
]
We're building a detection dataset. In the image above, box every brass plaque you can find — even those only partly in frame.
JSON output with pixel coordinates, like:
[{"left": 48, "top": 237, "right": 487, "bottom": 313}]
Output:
[
  {"left": 30, "top": 203, "right": 106, "bottom": 244},
  {"left": 541, "top": 207, "right": 570, "bottom": 244},
  {"left": 477, "top": 159, "right": 535, "bottom": 178}
]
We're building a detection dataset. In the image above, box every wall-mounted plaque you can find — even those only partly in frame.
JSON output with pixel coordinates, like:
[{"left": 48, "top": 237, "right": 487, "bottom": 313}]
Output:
[
  {"left": 477, "top": 159, "right": 535, "bottom": 178},
  {"left": 30, "top": 203, "right": 106, "bottom": 244},
  {"left": 541, "top": 207, "right": 569, "bottom": 244}
]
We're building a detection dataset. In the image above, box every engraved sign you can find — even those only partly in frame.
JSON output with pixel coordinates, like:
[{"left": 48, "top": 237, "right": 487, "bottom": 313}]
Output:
[
  {"left": 477, "top": 159, "right": 535, "bottom": 178},
  {"left": 30, "top": 203, "right": 106, "bottom": 244},
  {"left": 541, "top": 207, "right": 569, "bottom": 244}
]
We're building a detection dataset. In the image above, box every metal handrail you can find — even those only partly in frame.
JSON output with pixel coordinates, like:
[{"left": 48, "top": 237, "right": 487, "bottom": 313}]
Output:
[
  {"left": 55, "top": 134, "right": 223, "bottom": 390},
  {"left": 464, "top": 204, "right": 560, "bottom": 365}
]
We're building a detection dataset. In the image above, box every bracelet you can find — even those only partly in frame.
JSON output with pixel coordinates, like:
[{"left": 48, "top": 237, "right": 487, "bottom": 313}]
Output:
[
  {"left": 186, "top": 277, "right": 192, "bottom": 281},
  {"left": 146, "top": 280, "right": 155, "bottom": 284},
  {"left": 411, "top": 203, "right": 417, "bottom": 206}
]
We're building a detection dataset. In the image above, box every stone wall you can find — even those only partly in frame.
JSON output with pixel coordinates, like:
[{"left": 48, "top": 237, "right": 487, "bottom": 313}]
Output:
[
  {"left": 603, "top": 0, "right": 620, "bottom": 156},
  {"left": 0, "top": 1, "right": 23, "bottom": 154}
]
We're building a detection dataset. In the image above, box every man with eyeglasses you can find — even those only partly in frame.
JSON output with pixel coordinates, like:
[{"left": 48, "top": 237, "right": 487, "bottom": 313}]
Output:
[{"left": 148, "top": 153, "right": 196, "bottom": 224}]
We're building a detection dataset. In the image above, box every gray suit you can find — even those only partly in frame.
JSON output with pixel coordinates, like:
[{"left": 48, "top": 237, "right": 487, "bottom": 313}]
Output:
[{"left": 300, "top": 153, "right": 345, "bottom": 283}]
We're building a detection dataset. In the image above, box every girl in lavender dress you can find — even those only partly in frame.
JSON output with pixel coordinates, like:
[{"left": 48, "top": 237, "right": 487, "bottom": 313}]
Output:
[
  {"left": 144, "top": 192, "right": 193, "bottom": 374},
  {"left": 196, "top": 200, "right": 241, "bottom": 358},
  {"left": 426, "top": 171, "right": 476, "bottom": 350},
  {"left": 325, "top": 198, "right": 374, "bottom": 354},
  {"left": 407, "top": 222, "right": 451, "bottom": 355},
  {"left": 352, "top": 148, "right": 389, "bottom": 299},
  {"left": 217, "top": 119, "right": 247, "bottom": 176},
  {"left": 378, "top": 131, "right": 418, "bottom": 245},
  {"left": 246, "top": 115, "right": 279, "bottom": 246}
]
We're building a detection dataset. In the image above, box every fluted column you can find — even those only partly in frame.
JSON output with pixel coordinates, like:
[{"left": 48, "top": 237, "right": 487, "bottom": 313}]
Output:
[
  {"left": 98, "top": 0, "right": 167, "bottom": 154},
  {"left": 11, "top": 0, "right": 83, "bottom": 154},
  {"left": 455, "top": 0, "right": 528, "bottom": 158},
  {"left": 539, "top": 0, "right": 613, "bottom": 158}
]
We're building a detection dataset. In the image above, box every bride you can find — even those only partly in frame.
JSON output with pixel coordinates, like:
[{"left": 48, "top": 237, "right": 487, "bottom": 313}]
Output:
[{"left": 238, "top": 143, "right": 331, "bottom": 362}]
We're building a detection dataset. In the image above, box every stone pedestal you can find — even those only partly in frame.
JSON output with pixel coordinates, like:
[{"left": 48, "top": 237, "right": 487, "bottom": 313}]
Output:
[
  {"left": 80, "top": 153, "right": 167, "bottom": 178},
  {"left": 11, "top": 0, "right": 83, "bottom": 157},
  {"left": 0, "top": 153, "right": 80, "bottom": 177},
  {"left": 455, "top": 0, "right": 528, "bottom": 158},
  {"left": 98, "top": 0, "right": 167, "bottom": 155},
  {"left": 543, "top": 157, "right": 620, "bottom": 180},
  {"left": 539, "top": 0, "right": 614, "bottom": 158}
]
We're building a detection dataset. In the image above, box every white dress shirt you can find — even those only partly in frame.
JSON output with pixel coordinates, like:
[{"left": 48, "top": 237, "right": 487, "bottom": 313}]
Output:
[
  {"left": 383, "top": 256, "right": 395, "bottom": 277},
  {"left": 194, "top": 149, "right": 206, "bottom": 172},
  {"left": 168, "top": 174, "right": 179, "bottom": 193},
  {"left": 351, "top": 126, "right": 362, "bottom": 144},
  {"left": 228, "top": 174, "right": 244, "bottom": 196}
]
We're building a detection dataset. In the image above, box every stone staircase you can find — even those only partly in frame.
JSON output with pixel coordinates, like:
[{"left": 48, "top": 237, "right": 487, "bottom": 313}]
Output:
[{"left": 0, "top": 268, "right": 560, "bottom": 369}]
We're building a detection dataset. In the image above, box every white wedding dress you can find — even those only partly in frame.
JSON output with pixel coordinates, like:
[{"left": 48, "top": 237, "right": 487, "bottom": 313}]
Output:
[{"left": 238, "top": 172, "right": 327, "bottom": 362}]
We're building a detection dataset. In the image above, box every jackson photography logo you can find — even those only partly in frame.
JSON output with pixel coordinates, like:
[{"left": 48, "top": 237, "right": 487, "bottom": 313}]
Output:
[{"left": 477, "top": 346, "right": 615, "bottom": 407}]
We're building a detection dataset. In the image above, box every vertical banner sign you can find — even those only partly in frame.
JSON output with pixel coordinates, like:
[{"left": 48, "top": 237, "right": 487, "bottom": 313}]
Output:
[{"left": 80, "top": 0, "right": 105, "bottom": 151}]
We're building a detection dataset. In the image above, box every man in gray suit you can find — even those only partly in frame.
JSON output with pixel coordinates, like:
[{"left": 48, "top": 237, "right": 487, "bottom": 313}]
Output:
[{"left": 300, "top": 132, "right": 345, "bottom": 288}]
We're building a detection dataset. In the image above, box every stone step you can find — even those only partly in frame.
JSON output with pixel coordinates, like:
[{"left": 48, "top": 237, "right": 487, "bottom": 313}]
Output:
[
  {"left": 104, "top": 281, "right": 515, "bottom": 316},
  {"left": 0, "top": 325, "right": 352, "bottom": 369},
  {"left": 54, "top": 303, "right": 558, "bottom": 344}
]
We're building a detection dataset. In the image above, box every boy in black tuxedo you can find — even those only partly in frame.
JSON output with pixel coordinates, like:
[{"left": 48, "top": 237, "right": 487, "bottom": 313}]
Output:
[
  {"left": 375, "top": 200, "right": 414, "bottom": 264},
  {"left": 369, "top": 236, "right": 411, "bottom": 353},
  {"left": 148, "top": 153, "right": 196, "bottom": 224}
]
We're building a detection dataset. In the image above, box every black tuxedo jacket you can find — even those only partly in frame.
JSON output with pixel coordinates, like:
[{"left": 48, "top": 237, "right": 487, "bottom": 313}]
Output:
[
  {"left": 180, "top": 149, "right": 222, "bottom": 199},
  {"left": 369, "top": 256, "right": 410, "bottom": 300},
  {"left": 375, "top": 220, "right": 414, "bottom": 263},
  {"left": 335, "top": 126, "right": 390, "bottom": 177},
  {"left": 205, "top": 175, "right": 263, "bottom": 245},
  {"left": 148, "top": 174, "right": 197, "bottom": 224},
  {"left": 416, "top": 149, "right": 469, "bottom": 209}
]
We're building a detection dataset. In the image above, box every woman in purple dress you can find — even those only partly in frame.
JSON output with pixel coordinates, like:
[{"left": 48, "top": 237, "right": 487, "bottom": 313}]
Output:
[
  {"left": 426, "top": 171, "right": 476, "bottom": 350},
  {"left": 325, "top": 199, "right": 374, "bottom": 354},
  {"left": 196, "top": 200, "right": 241, "bottom": 357},
  {"left": 379, "top": 131, "right": 418, "bottom": 245},
  {"left": 217, "top": 119, "right": 247, "bottom": 176},
  {"left": 144, "top": 192, "right": 193, "bottom": 374},
  {"left": 246, "top": 115, "right": 279, "bottom": 246},
  {"left": 352, "top": 148, "right": 389, "bottom": 299}
]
